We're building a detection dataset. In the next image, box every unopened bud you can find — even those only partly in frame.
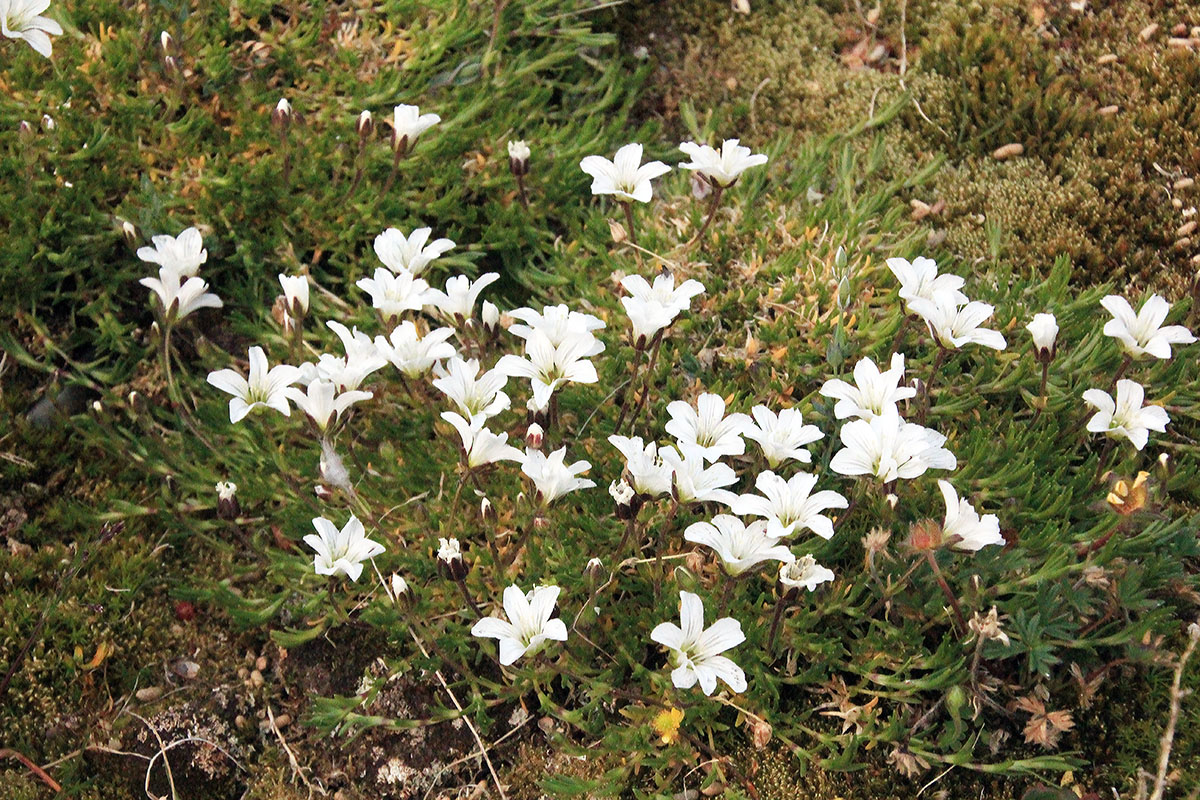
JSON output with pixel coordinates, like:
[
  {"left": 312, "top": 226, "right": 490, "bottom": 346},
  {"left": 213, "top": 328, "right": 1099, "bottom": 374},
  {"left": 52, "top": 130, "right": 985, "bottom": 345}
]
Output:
[
  {"left": 480, "top": 497, "right": 495, "bottom": 522},
  {"left": 314, "top": 484, "right": 334, "bottom": 501},
  {"left": 885, "top": 493, "right": 898, "bottom": 510},
  {"left": 120, "top": 220, "right": 140, "bottom": 248},
  {"left": 160, "top": 31, "right": 174, "bottom": 54},
  {"left": 1156, "top": 452, "right": 1173, "bottom": 481},
  {"left": 507, "top": 140, "right": 530, "bottom": 177},
  {"left": 18, "top": 120, "right": 33, "bottom": 141},
  {"left": 215, "top": 481, "right": 240, "bottom": 519},
  {"left": 481, "top": 301, "right": 500, "bottom": 337},
  {"left": 391, "top": 574, "right": 414, "bottom": 608},
  {"left": 41, "top": 114, "right": 55, "bottom": 132},
  {"left": 610, "top": 479, "right": 636, "bottom": 520},
  {"left": 356, "top": 109, "right": 374, "bottom": 140},
  {"left": 127, "top": 390, "right": 145, "bottom": 416},
  {"left": 583, "top": 557, "right": 604, "bottom": 587},
  {"left": 525, "top": 423, "right": 544, "bottom": 450},
  {"left": 272, "top": 98, "right": 293, "bottom": 131},
  {"left": 532, "top": 513, "right": 548, "bottom": 530}
]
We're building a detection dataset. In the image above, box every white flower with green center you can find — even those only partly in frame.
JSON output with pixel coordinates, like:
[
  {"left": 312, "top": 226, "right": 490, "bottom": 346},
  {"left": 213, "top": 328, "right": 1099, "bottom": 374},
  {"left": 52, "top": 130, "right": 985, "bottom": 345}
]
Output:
[
  {"left": 937, "top": 480, "right": 1004, "bottom": 552},
  {"left": 829, "top": 411, "right": 956, "bottom": 483},
  {"left": 684, "top": 515, "right": 794, "bottom": 576},
  {"left": 137, "top": 227, "right": 207, "bottom": 278},
  {"left": 471, "top": 584, "right": 568, "bottom": 666},
  {"left": 424, "top": 273, "right": 500, "bottom": 320},
  {"left": 665, "top": 393, "right": 751, "bottom": 462},
  {"left": 303, "top": 514, "right": 384, "bottom": 582},
  {"left": 139, "top": 267, "right": 223, "bottom": 322},
  {"left": 661, "top": 443, "right": 738, "bottom": 506},
  {"left": 206, "top": 346, "right": 300, "bottom": 423},
  {"left": 1082, "top": 379, "right": 1171, "bottom": 451},
  {"left": 608, "top": 435, "right": 673, "bottom": 497},
  {"left": 579, "top": 143, "right": 671, "bottom": 203},
  {"left": 677, "top": 138, "right": 768, "bottom": 187},
  {"left": 441, "top": 411, "right": 524, "bottom": 468},
  {"left": 2, "top": 0, "right": 62, "bottom": 58},
  {"left": 886, "top": 256, "right": 967, "bottom": 314},
  {"left": 820, "top": 353, "right": 917, "bottom": 420},
  {"left": 731, "top": 471, "right": 848, "bottom": 540},
  {"left": 284, "top": 379, "right": 372, "bottom": 432},
  {"left": 521, "top": 447, "right": 595, "bottom": 505},
  {"left": 907, "top": 295, "right": 1007, "bottom": 351},
  {"left": 778, "top": 554, "right": 834, "bottom": 592},
  {"left": 432, "top": 357, "right": 510, "bottom": 419},
  {"left": 496, "top": 330, "right": 600, "bottom": 410},
  {"left": 1101, "top": 294, "right": 1195, "bottom": 360},
  {"left": 373, "top": 226, "right": 454, "bottom": 276},
  {"left": 507, "top": 304, "right": 606, "bottom": 356},
  {"left": 356, "top": 267, "right": 431, "bottom": 319},
  {"left": 651, "top": 591, "right": 746, "bottom": 695},
  {"left": 374, "top": 322, "right": 456, "bottom": 378},
  {"left": 742, "top": 406, "right": 824, "bottom": 467}
]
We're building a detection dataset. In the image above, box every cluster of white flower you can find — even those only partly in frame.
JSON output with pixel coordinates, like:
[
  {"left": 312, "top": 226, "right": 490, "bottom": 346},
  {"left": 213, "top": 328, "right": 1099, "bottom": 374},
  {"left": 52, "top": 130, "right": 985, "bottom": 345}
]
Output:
[
  {"left": 2, "top": 0, "right": 62, "bottom": 59},
  {"left": 137, "top": 227, "right": 223, "bottom": 324}
]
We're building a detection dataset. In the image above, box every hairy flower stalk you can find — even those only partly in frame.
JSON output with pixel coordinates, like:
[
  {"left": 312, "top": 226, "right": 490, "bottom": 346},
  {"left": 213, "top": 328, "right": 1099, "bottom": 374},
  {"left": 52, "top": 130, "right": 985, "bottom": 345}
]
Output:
[{"left": 343, "top": 109, "right": 374, "bottom": 199}]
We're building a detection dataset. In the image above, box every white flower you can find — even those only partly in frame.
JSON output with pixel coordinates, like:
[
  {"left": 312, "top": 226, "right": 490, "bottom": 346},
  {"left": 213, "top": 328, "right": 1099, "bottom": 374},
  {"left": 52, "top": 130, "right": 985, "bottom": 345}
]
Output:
[
  {"left": 391, "top": 104, "right": 440, "bottom": 149},
  {"left": 907, "top": 295, "right": 1007, "bottom": 351},
  {"left": 1, "top": 0, "right": 62, "bottom": 58},
  {"left": 819, "top": 353, "right": 917, "bottom": 420},
  {"left": 390, "top": 574, "right": 410, "bottom": 601},
  {"left": 303, "top": 321, "right": 387, "bottom": 390},
  {"left": 1101, "top": 294, "right": 1195, "bottom": 359},
  {"left": 137, "top": 227, "right": 207, "bottom": 278},
  {"left": 319, "top": 439, "right": 352, "bottom": 492},
  {"left": 677, "top": 139, "right": 768, "bottom": 187},
  {"left": 579, "top": 143, "right": 672, "bottom": 203},
  {"left": 373, "top": 227, "right": 455, "bottom": 276},
  {"left": 471, "top": 584, "right": 569, "bottom": 666},
  {"left": 437, "top": 536, "right": 461, "bottom": 563},
  {"left": 743, "top": 406, "right": 824, "bottom": 467},
  {"left": 731, "top": 471, "right": 848, "bottom": 540},
  {"left": 432, "top": 357, "right": 510, "bottom": 418},
  {"left": 665, "top": 393, "right": 751, "bottom": 462},
  {"left": 284, "top": 379, "right": 372, "bottom": 432},
  {"left": 215, "top": 481, "right": 237, "bottom": 501},
  {"left": 1082, "top": 379, "right": 1170, "bottom": 451},
  {"left": 608, "top": 435, "right": 674, "bottom": 497},
  {"left": 651, "top": 591, "right": 746, "bottom": 695},
  {"left": 356, "top": 267, "right": 431, "bottom": 319},
  {"left": 829, "top": 411, "right": 956, "bottom": 482},
  {"left": 508, "top": 304, "right": 606, "bottom": 356},
  {"left": 684, "top": 515, "right": 794, "bottom": 576},
  {"left": 278, "top": 273, "right": 310, "bottom": 316},
  {"left": 139, "top": 267, "right": 223, "bottom": 322},
  {"left": 495, "top": 330, "right": 600, "bottom": 410},
  {"left": 1026, "top": 313, "right": 1058, "bottom": 359},
  {"left": 424, "top": 273, "right": 500, "bottom": 320},
  {"left": 304, "top": 514, "right": 385, "bottom": 582},
  {"left": 507, "top": 139, "right": 531, "bottom": 164},
  {"left": 522, "top": 447, "right": 595, "bottom": 504},
  {"left": 661, "top": 443, "right": 738, "bottom": 506},
  {"left": 620, "top": 271, "right": 706, "bottom": 341},
  {"left": 441, "top": 411, "right": 524, "bottom": 468},
  {"left": 206, "top": 346, "right": 301, "bottom": 423},
  {"left": 937, "top": 480, "right": 1004, "bottom": 552},
  {"left": 778, "top": 554, "right": 835, "bottom": 592},
  {"left": 374, "top": 322, "right": 456, "bottom": 378},
  {"left": 886, "top": 256, "right": 968, "bottom": 314},
  {"left": 609, "top": 479, "right": 635, "bottom": 506}
]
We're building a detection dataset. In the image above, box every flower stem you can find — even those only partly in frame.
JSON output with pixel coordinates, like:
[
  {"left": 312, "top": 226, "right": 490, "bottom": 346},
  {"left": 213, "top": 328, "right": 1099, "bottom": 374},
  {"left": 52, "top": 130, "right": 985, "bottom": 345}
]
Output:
[
  {"left": 382, "top": 147, "right": 406, "bottom": 196},
  {"left": 1109, "top": 353, "right": 1133, "bottom": 392},
  {"left": 688, "top": 185, "right": 724, "bottom": 248},
  {"left": 653, "top": 498, "right": 680, "bottom": 601},
  {"left": 613, "top": 339, "right": 646, "bottom": 431},
  {"left": 456, "top": 578, "right": 483, "bottom": 620},
  {"left": 890, "top": 314, "right": 912, "bottom": 355},
  {"left": 1032, "top": 360, "right": 1050, "bottom": 422},
  {"left": 918, "top": 347, "right": 948, "bottom": 425},
  {"left": 622, "top": 202, "right": 641, "bottom": 267},
  {"left": 515, "top": 173, "right": 530, "bottom": 210},
  {"left": 924, "top": 550, "right": 967, "bottom": 635},
  {"left": 159, "top": 322, "right": 180, "bottom": 408},
  {"left": 629, "top": 329, "right": 666, "bottom": 433},
  {"left": 615, "top": 514, "right": 639, "bottom": 556},
  {"left": 766, "top": 595, "right": 791, "bottom": 655}
]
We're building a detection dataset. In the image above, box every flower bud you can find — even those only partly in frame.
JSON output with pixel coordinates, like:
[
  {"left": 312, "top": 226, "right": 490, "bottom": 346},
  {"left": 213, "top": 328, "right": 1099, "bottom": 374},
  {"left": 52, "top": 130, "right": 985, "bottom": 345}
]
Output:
[
  {"left": 215, "top": 481, "right": 240, "bottom": 519},
  {"left": 356, "top": 109, "right": 374, "bottom": 141},
  {"left": 583, "top": 557, "right": 604, "bottom": 588},
  {"left": 481, "top": 301, "right": 500, "bottom": 338},
  {"left": 314, "top": 484, "right": 334, "bottom": 501},
  {"left": 906, "top": 519, "right": 943, "bottom": 552},
  {"left": 278, "top": 273, "right": 309, "bottom": 316},
  {"left": 525, "top": 423, "right": 544, "bottom": 450},
  {"left": 1026, "top": 313, "right": 1058, "bottom": 363},
  {"left": 1156, "top": 452, "right": 1173, "bottom": 481},
  {"left": 18, "top": 120, "right": 33, "bottom": 141},
  {"left": 610, "top": 479, "right": 636, "bottom": 520},
  {"left": 272, "top": 98, "right": 293, "bottom": 131},
  {"left": 160, "top": 31, "right": 174, "bottom": 54},
  {"left": 533, "top": 512, "right": 548, "bottom": 530},
  {"left": 436, "top": 537, "right": 468, "bottom": 581},
  {"left": 507, "top": 140, "right": 530, "bottom": 177},
  {"left": 163, "top": 55, "right": 179, "bottom": 76},
  {"left": 480, "top": 497, "right": 495, "bottom": 522},
  {"left": 391, "top": 574, "right": 414, "bottom": 609},
  {"left": 127, "top": 390, "right": 146, "bottom": 416},
  {"left": 690, "top": 171, "right": 712, "bottom": 201},
  {"left": 41, "top": 114, "right": 55, "bottom": 132}
]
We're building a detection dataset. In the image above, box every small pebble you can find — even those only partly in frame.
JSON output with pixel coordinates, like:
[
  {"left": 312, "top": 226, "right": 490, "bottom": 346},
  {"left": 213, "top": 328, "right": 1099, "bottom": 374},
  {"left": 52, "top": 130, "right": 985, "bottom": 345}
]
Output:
[
  {"left": 1098, "top": 105, "right": 1119, "bottom": 116},
  {"left": 1175, "top": 177, "right": 1195, "bottom": 190},
  {"left": 250, "top": 669, "right": 265, "bottom": 688},
  {"left": 173, "top": 659, "right": 200, "bottom": 681},
  {"left": 1096, "top": 53, "right": 1118, "bottom": 65},
  {"left": 1139, "top": 23, "right": 1160, "bottom": 41},
  {"left": 992, "top": 143, "right": 1024, "bottom": 160},
  {"left": 255, "top": 656, "right": 268, "bottom": 672},
  {"left": 1177, "top": 220, "right": 1197, "bottom": 237},
  {"left": 135, "top": 686, "right": 163, "bottom": 702}
]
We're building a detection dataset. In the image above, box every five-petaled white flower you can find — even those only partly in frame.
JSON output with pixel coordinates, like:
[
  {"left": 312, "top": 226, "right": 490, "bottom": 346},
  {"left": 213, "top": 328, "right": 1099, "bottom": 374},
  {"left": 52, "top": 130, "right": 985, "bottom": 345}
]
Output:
[
  {"left": 432, "top": 357, "right": 510, "bottom": 418},
  {"left": 677, "top": 139, "right": 768, "bottom": 187},
  {"left": 373, "top": 227, "right": 455, "bottom": 276},
  {"left": 140, "top": 267, "right": 223, "bottom": 322},
  {"left": 742, "top": 406, "right": 823, "bottom": 467},
  {"left": 522, "top": 447, "right": 595, "bottom": 504},
  {"left": 391, "top": 104, "right": 440, "bottom": 150},
  {"left": 471, "top": 584, "right": 569, "bottom": 666},
  {"left": 830, "top": 411, "right": 957, "bottom": 483},
  {"left": 297, "top": 321, "right": 387, "bottom": 390},
  {"left": 661, "top": 443, "right": 738, "bottom": 506},
  {"left": 207, "top": 346, "right": 301, "bottom": 423},
  {"left": 1082, "top": 379, "right": 1170, "bottom": 451},
  {"left": 508, "top": 304, "right": 606, "bottom": 356},
  {"left": 665, "top": 393, "right": 751, "bottom": 462},
  {"left": 937, "top": 480, "right": 1004, "bottom": 552},
  {"left": 620, "top": 271, "right": 706, "bottom": 342},
  {"left": 684, "top": 515, "right": 794, "bottom": 576},
  {"left": 496, "top": 330, "right": 600, "bottom": 410},
  {"left": 304, "top": 514, "right": 385, "bottom": 582},
  {"left": 137, "top": 227, "right": 207, "bottom": 278},
  {"left": 284, "top": 379, "right": 372, "bottom": 432},
  {"left": 1101, "top": 294, "right": 1195, "bottom": 360},
  {"left": 651, "top": 591, "right": 746, "bottom": 695},
  {"left": 579, "top": 143, "right": 672, "bottom": 204},
  {"left": 778, "top": 554, "right": 835, "bottom": 592},
  {"left": 732, "top": 471, "right": 848, "bottom": 540},
  {"left": 441, "top": 411, "right": 525, "bottom": 468},
  {"left": 908, "top": 295, "right": 1007, "bottom": 351},
  {"left": 820, "top": 353, "right": 917, "bottom": 420},
  {"left": 1026, "top": 313, "right": 1058, "bottom": 360},
  {"left": 356, "top": 267, "right": 431, "bottom": 319},
  {"left": 1, "top": 0, "right": 62, "bottom": 58},
  {"left": 425, "top": 273, "right": 500, "bottom": 320},
  {"left": 608, "top": 435, "right": 674, "bottom": 497},
  {"left": 278, "top": 273, "right": 310, "bottom": 316},
  {"left": 886, "top": 256, "right": 968, "bottom": 314},
  {"left": 374, "top": 322, "right": 456, "bottom": 378}
]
